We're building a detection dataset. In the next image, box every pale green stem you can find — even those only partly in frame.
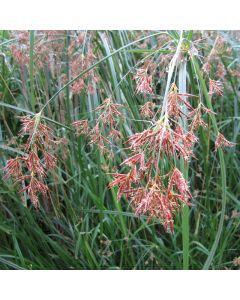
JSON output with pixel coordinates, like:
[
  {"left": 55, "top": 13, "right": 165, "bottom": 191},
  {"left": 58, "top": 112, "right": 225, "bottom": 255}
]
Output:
[
  {"left": 191, "top": 56, "right": 226, "bottom": 270},
  {"left": 179, "top": 59, "right": 190, "bottom": 270}
]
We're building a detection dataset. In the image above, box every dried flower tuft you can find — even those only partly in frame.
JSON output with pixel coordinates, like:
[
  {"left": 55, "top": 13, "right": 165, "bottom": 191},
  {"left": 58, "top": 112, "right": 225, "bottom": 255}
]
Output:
[
  {"left": 215, "top": 132, "right": 235, "bottom": 151},
  {"left": 140, "top": 102, "right": 155, "bottom": 118},
  {"left": 133, "top": 69, "right": 153, "bottom": 95},
  {"left": 209, "top": 79, "right": 223, "bottom": 96},
  {"left": 233, "top": 257, "right": 240, "bottom": 267},
  {"left": 3, "top": 114, "right": 59, "bottom": 207}
]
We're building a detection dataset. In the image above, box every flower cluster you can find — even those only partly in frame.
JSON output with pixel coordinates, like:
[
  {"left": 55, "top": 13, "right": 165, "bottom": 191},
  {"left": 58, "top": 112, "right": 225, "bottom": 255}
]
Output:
[
  {"left": 133, "top": 68, "right": 153, "bottom": 95},
  {"left": 107, "top": 82, "right": 231, "bottom": 232},
  {"left": 202, "top": 35, "right": 230, "bottom": 79},
  {"left": 69, "top": 46, "right": 99, "bottom": 95},
  {"left": 215, "top": 132, "right": 235, "bottom": 151},
  {"left": 10, "top": 31, "right": 66, "bottom": 69},
  {"left": 9, "top": 31, "right": 99, "bottom": 96},
  {"left": 139, "top": 101, "right": 156, "bottom": 118},
  {"left": 209, "top": 79, "right": 223, "bottom": 96},
  {"left": 72, "top": 98, "right": 124, "bottom": 156},
  {"left": 109, "top": 166, "right": 191, "bottom": 232},
  {"left": 3, "top": 114, "right": 58, "bottom": 208}
]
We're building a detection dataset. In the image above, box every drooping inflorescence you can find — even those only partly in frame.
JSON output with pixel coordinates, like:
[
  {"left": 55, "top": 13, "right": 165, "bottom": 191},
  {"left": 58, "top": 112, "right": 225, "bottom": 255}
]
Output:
[
  {"left": 133, "top": 68, "right": 153, "bottom": 95},
  {"left": 72, "top": 98, "right": 124, "bottom": 157},
  {"left": 107, "top": 78, "right": 234, "bottom": 232},
  {"left": 3, "top": 114, "right": 59, "bottom": 208}
]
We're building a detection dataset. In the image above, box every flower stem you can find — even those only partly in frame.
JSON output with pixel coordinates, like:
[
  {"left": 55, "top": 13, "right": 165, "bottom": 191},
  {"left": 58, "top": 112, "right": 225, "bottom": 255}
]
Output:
[
  {"left": 191, "top": 56, "right": 227, "bottom": 270},
  {"left": 179, "top": 58, "right": 190, "bottom": 269}
]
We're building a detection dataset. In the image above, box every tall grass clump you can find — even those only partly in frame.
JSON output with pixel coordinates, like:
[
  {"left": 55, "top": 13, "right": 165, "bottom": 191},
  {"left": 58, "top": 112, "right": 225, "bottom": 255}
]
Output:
[{"left": 0, "top": 30, "right": 239, "bottom": 270}]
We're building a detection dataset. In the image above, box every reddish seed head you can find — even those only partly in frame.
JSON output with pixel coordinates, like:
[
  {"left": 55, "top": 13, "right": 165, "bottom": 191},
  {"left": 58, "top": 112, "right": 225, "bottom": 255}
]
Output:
[
  {"left": 3, "top": 157, "right": 22, "bottom": 179},
  {"left": 20, "top": 177, "right": 49, "bottom": 208},
  {"left": 72, "top": 119, "right": 89, "bottom": 136},
  {"left": 72, "top": 98, "right": 124, "bottom": 156},
  {"left": 168, "top": 168, "right": 192, "bottom": 202},
  {"left": 108, "top": 166, "right": 137, "bottom": 200},
  {"left": 215, "top": 133, "right": 235, "bottom": 151},
  {"left": 139, "top": 102, "right": 155, "bottom": 118},
  {"left": 120, "top": 153, "right": 144, "bottom": 167},
  {"left": 26, "top": 150, "right": 46, "bottom": 178},
  {"left": 209, "top": 79, "right": 223, "bottom": 96},
  {"left": 19, "top": 115, "right": 54, "bottom": 150},
  {"left": 202, "top": 62, "right": 211, "bottom": 75},
  {"left": 133, "top": 69, "right": 153, "bottom": 95},
  {"left": 4, "top": 113, "right": 59, "bottom": 209},
  {"left": 190, "top": 109, "right": 207, "bottom": 131},
  {"left": 72, "top": 79, "right": 85, "bottom": 94},
  {"left": 167, "top": 84, "right": 194, "bottom": 118},
  {"left": 43, "top": 152, "right": 57, "bottom": 170}
]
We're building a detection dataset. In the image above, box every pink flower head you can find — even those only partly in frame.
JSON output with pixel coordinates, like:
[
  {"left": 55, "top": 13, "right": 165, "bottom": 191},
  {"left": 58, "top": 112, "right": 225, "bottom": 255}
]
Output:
[
  {"left": 89, "top": 122, "right": 111, "bottom": 153},
  {"left": 121, "top": 152, "right": 146, "bottom": 174},
  {"left": 19, "top": 115, "right": 54, "bottom": 150},
  {"left": 203, "top": 62, "right": 211, "bottom": 75},
  {"left": 127, "top": 129, "right": 154, "bottom": 150},
  {"left": 95, "top": 98, "right": 123, "bottom": 135},
  {"left": 209, "top": 79, "right": 223, "bottom": 96},
  {"left": 26, "top": 150, "right": 46, "bottom": 177},
  {"left": 133, "top": 69, "right": 153, "bottom": 95},
  {"left": 20, "top": 177, "right": 49, "bottom": 208},
  {"left": 215, "top": 133, "right": 235, "bottom": 151},
  {"left": 168, "top": 168, "right": 192, "bottom": 203},
  {"left": 4, "top": 113, "right": 59, "bottom": 209},
  {"left": 72, "top": 79, "right": 85, "bottom": 94},
  {"left": 3, "top": 157, "right": 22, "bottom": 179},
  {"left": 167, "top": 84, "right": 194, "bottom": 118},
  {"left": 139, "top": 102, "right": 155, "bottom": 118},
  {"left": 72, "top": 119, "right": 89, "bottom": 136},
  {"left": 43, "top": 152, "right": 57, "bottom": 170},
  {"left": 190, "top": 109, "right": 208, "bottom": 131},
  {"left": 108, "top": 166, "right": 137, "bottom": 200}
]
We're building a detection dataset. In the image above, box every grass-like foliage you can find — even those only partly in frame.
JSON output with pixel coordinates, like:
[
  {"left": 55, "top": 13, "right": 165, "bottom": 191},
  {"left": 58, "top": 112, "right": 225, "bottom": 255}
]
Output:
[{"left": 0, "top": 30, "right": 239, "bottom": 270}]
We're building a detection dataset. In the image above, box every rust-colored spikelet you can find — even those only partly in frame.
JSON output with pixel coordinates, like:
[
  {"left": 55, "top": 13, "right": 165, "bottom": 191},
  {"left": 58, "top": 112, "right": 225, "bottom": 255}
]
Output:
[
  {"left": 72, "top": 120, "right": 89, "bottom": 136},
  {"left": 72, "top": 98, "right": 124, "bottom": 156},
  {"left": 3, "top": 114, "right": 58, "bottom": 207},
  {"left": 3, "top": 158, "right": 23, "bottom": 180},
  {"left": 167, "top": 83, "right": 194, "bottom": 118},
  {"left": 26, "top": 150, "right": 46, "bottom": 177},
  {"left": 209, "top": 79, "right": 223, "bottom": 96},
  {"left": 168, "top": 168, "right": 192, "bottom": 202},
  {"left": 20, "top": 114, "right": 54, "bottom": 150},
  {"left": 43, "top": 152, "right": 57, "bottom": 170},
  {"left": 133, "top": 69, "right": 153, "bottom": 95},
  {"left": 215, "top": 132, "right": 235, "bottom": 151},
  {"left": 108, "top": 165, "right": 137, "bottom": 200},
  {"left": 140, "top": 102, "right": 155, "bottom": 118},
  {"left": 108, "top": 166, "right": 192, "bottom": 233}
]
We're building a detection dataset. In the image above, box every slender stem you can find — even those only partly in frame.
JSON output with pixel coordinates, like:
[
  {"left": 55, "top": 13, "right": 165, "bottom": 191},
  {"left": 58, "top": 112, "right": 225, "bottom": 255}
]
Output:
[
  {"left": 0, "top": 102, "right": 73, "bottom": 132},
  {"left": 154, "top": 31, "right": 184, "bottom": 177},
  {"left": 179, "top": 59, "right": 190, "bottom": 270},
  {"left": 182, "top": 204, "right": 189, "bottom": 269},
  {"left": 191, "top": 56, "right": 227, "bottom": 270},
  {"left": 29, "top": 30, "right": 35, "bottom": 112}
]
